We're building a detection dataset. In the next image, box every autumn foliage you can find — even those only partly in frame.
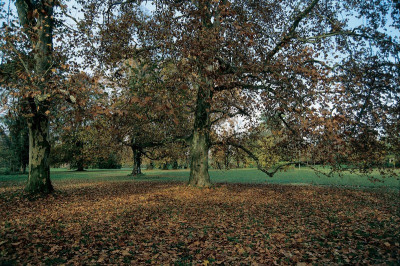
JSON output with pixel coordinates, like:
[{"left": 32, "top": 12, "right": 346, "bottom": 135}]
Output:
[
  {"left": 0, "top": 0, "right": 399, "bottom": 263},
  {"left": 1, "top": 180, "right": 399, "bottom": 264}
]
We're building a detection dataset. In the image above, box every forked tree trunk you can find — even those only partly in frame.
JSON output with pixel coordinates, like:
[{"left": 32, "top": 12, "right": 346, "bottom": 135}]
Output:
[
  {"left": 131, "top": 148, "right": 142, "bottom": 176},
  {"left": 25, "top": 114, "right": 53, "bottom": 194},
  {"left": 189, "top": 86, "right": 212, "bottom": 187}
]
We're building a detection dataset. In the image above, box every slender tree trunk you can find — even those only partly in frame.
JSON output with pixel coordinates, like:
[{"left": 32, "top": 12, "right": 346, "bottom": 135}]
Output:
[
  {"left": 225, "top": 148, "right": 230, "bottom": 169},
  {"left": 147, "top": 161, "right": 154, "bottom": 170},
  {"left": 189, "top": 86, "right": 212, "bottom": 187},
  {"left": 131, "top": 147, "right": 142, "bottom": 176},
  {"left": 22, "top": 164, "right": 27, "bottom": 175},
  {"left": 162, "top": 162, "right": 168, "bottom": 170},
  {"left": 25, "top": 114, "right": 53, "bottom": 194}
]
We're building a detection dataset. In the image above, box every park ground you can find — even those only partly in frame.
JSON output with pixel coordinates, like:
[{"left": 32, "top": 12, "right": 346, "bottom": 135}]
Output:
[{"left": 0, "top": 168, "right": 399, "bottom": 264}]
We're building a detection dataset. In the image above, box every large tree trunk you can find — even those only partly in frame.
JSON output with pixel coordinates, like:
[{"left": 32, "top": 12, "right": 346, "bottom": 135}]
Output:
[
  {"left": 16, "top": 0, "right": 55, "bottom": 194},
  {"left": 189, "top": 86, "right": 212, "bottom": 187},
  {"left": 76, "top": 161, "right": 85, "bottom": 172},
  {"left": 25, "top": 114, "right": 53, "bottom": 194},
  {"left": 131, "top": 147, "right": 142, "bottom": 176},
  {"left": 75, "top": 141, "right": 85, "bottom": 171}
]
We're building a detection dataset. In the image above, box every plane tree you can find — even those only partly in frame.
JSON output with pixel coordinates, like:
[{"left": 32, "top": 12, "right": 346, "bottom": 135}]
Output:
[
  {"left": 77, "top": 0, "right": 399, "bottom": 186},
  {"left": 72, "top": 1, "right": 194, "bottom": 176},
  {"left": 50, "top": 72, "right": 107, "bottom": 171},
  {"left": 0, "top": 0, "right": 90, "bottom": 193},
  {"left": 106, "top": 57, "right": 193, "bottom": 176}
]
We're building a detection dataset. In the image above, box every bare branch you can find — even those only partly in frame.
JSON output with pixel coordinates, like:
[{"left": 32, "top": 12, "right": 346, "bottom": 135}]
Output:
[
  {"left": 5, "top": 41, "right": 32, "bottom": 82},
  {"left": 297, "top": 30, "right": 356, "bottom": 43},
  {"left": 142, "top": 150, "right": 168, "bottom": 161},
  {"left": 214, "top": 140, "right": 298, "bottom": 178},
  {"left": 302, "top": 59, "right": 342, "bottom": 70}
]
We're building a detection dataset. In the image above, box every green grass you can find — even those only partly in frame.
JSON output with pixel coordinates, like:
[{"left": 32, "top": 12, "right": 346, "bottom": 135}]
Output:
[{"left": 1, "top": 167, "right": 399, "bottom": 190}]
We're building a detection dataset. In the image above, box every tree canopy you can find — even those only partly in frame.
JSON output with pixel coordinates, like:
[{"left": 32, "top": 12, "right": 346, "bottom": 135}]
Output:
[{"left": 0, "top": 0, "right": 399, "bottom": 192}]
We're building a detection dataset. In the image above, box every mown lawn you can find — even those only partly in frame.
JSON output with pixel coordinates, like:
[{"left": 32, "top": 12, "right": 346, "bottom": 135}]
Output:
[
  {"left": 0, "top": 168, "right": 399, "bottom": 264},
  {"left": 1, "top": 167, "right": 399, "bottom": 189}
]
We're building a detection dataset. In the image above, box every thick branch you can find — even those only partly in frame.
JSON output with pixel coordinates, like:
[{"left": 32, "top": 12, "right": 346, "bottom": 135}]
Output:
[
  {"left": 211, "top": 105, "right": 250, "bottom": 125},
  {"left": 107, "top": 0, "right": 138, "bottom": 11},
  {"left": 214, "top": 140, "right": 298, "bottom": 177},
  {"left": 15, "top": 0, "right": 36, "bottom": 37},
  {"left": 297, "top": 30, "right": 362, "bottom": 43},
  {"left": 214, "top": 82, "right": 272, "bottom": 92},
  {"left": 277, "top": 113, "right": 297, "bottom": 135},
  {"left": 302, "top": 59, "right": 342, "bottom": 70},
  {"left": 142, "top": 150, "right": 168, "bottom": 161},
  {"left": 265, "top": 0, "right": 319, "bottom": 63}
]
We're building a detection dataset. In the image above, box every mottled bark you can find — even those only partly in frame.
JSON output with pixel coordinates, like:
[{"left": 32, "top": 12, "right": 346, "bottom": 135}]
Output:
[
  {"left": 15, "top": 0, "right": 55, "bottom": 194},
  {"left": 25, "top": 115, "right": 53, "bottom": 194},
  {"left": 189, "top": 86, "right": 212, "bottom": 187}
]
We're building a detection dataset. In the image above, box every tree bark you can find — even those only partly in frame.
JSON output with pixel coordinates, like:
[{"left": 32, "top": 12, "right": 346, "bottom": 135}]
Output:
[
  {"left": 16, "top": 0, "right": 55, "bottom": 194},
  {"left": 25, "top": 114, "right": 53, "bottom": 194},
  {"left": 236, "top": 148, "right": 240, "bottom": 168},
  {"left": 189, "top": 86, "right": 212, "bottom": 187},
  {"left": 162, "top": 162, "right": 169, "bottom": 170},
  {"left": 147, "top": 161, "right": 154, "bottom": 170},
  {"left": 76, "top": 162, "right": 85, "bottom": 172},
  {"left": 75, "top": 141, "right": 85, "bottom": 171},
  {"left": 131, "top": 147, "right": 142, "bottom": 176}
]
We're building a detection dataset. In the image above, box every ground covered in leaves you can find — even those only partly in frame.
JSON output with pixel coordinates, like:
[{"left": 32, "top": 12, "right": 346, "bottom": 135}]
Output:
[{"left": 1, "top": 180, "right": 399, "bottom": 265}]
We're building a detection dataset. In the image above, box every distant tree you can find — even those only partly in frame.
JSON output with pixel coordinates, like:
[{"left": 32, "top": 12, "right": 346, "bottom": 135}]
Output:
[
  {"left": 0, "top": 114, "right": 29, "bottom": 173},
  {"left": 50, "top": 72, "right": 105, "bottom": 171},
  {"left": 94, "top": 153, "right": 122, "bottom": 169},
  {"left": 107, "top": 58, "right": 192, "bottom": 176},
  {"left": 72, "top": 5, "right": 193, "bottom": 177}
]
